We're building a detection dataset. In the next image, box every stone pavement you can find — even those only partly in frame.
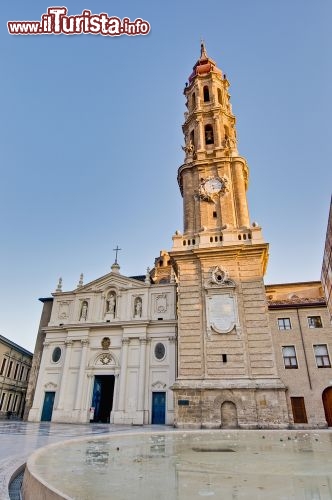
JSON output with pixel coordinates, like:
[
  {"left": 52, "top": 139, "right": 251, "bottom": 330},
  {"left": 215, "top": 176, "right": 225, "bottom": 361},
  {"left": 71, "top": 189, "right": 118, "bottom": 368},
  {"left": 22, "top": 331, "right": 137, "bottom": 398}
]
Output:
[{"left": 0, "top": 421, "right": 169, "bottom": 500}]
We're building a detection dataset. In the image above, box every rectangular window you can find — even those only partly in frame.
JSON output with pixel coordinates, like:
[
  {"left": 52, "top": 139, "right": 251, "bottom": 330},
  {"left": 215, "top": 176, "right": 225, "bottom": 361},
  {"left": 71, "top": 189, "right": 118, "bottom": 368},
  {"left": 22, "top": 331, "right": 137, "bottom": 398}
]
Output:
[
  {"left": 7, "top": 361, "right": 13, "bottom": 378},
  {"left": 13, "top": 394, "right": 18, "bottom": 412},
  {"left": 25, "top": 369, "right": 30, "bottom": 382},
  {"left": 278, "top": 318, "right": 291, "bottom": 330},
  {"left": 0, "top": 358, "right": 6, "bottom": 375},
  {"left": 282, "top": 346, "right": 298, "bottom": 368},
  {"left": 19, "top": 366, "right": 24, "bottom": 381},
  {"left": 314, "top": 344, "right": 331, "bottom": 368},
  {"left": 0, "top": 393, "right": 6, "bottom": 411},
  {"left": 13, "top": 363, "right": 19, "bottom": 380},
  {"left": 291, "top": 397, "right": 308, "bottom": 423},
  {"left": 308, "top": 316, "right": 323, "bottom": 328}
]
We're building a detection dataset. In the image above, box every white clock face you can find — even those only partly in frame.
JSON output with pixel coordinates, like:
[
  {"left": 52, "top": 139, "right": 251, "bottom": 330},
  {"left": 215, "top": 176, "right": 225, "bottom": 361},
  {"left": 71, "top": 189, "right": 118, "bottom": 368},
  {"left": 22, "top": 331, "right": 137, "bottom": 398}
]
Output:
[{"left": 204, "top": 178, "right": 223, "bottom": 194}]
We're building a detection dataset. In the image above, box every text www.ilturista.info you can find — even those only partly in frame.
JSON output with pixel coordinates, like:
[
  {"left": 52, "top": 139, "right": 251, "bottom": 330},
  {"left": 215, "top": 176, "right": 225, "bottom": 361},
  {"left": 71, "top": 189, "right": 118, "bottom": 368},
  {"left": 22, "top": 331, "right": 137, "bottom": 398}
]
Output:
[{"left": 7, "top": 7, "right": 150, "bottom": 36}]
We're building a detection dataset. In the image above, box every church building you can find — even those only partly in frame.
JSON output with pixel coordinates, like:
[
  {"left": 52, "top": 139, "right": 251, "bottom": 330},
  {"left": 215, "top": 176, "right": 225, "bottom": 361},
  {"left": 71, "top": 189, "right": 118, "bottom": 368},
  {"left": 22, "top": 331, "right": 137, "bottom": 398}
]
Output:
[{"left": 25, "top": 45, "right": 332, "bottom": 428}]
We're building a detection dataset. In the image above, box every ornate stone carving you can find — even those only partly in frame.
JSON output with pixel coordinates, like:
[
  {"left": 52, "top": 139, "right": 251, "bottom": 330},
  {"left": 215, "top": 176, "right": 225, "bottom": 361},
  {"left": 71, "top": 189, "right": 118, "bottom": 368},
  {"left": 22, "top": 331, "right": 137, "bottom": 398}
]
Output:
[
  {"left": 44, "top": 382, "right": 57, "bottom": 389},
  {"left": 155, "top": 294, "right": 167, "bottom": 313},
  {"left": 100, "top": 353, "right": 112, "bottom": 365},
  {"left": 101, "top": 337, "right": 111, "bottom": 350},
  {"left": 204, "top": 267, "right": 239, "bottom": 338},
  {"left": 152, "top": 381, "right": 167, "bottom": 390},
  {"left": 207, "top": 293, "right": 237, "bottom": 334},
  {"left": 182, "top": 138, "right": 195, "bottom": 155},
  {"left": 210, "top": 266, "right": 232, "bottom": 286},
  {"left": 58, "top": 301, "right": 70, "bottom": 319}
]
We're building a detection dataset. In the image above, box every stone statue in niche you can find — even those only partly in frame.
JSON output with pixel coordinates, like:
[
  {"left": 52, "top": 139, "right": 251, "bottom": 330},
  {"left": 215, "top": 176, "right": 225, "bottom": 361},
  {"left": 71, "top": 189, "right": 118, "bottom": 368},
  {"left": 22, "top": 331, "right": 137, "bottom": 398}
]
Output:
[
  {"left": 134, "top": 297, "right": 142, "bottom": 318},
  {"left": 80, "top": 301, "right": 88, "bottom": 321},
  {"left": 107, "top": 292, "right": 116, "bottom": 318}
]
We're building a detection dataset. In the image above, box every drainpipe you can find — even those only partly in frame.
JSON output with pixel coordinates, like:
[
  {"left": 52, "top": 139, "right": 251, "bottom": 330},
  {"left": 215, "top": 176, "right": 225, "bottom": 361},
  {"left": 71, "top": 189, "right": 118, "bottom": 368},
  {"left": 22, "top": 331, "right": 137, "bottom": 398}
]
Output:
[{"left": 296, "top": 308, "right": 312, "bottom": 390}]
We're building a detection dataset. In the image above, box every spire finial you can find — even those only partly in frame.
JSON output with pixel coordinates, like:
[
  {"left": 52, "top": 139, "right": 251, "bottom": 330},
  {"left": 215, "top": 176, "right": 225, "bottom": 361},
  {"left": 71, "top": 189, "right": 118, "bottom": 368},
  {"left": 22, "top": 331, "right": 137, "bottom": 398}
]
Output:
[
  {"left": 113, "top": 245, "right": 122, "bottom": 265},
  {"left": 200, "top": 39, "right": 208, "bottom": 59},
  {"left": 56, "top": 277, "right": 63, "bottom": 292},
  {"left": 77, "top": 273, "right": 84, "bottom": 288}
]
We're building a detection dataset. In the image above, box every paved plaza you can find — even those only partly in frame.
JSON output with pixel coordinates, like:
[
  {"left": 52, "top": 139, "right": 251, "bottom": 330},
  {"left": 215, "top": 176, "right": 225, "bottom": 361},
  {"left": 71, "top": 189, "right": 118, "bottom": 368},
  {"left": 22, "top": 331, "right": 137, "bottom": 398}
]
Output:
[{"left": 0, "top": 421, "right": 169, "bottom": 500}]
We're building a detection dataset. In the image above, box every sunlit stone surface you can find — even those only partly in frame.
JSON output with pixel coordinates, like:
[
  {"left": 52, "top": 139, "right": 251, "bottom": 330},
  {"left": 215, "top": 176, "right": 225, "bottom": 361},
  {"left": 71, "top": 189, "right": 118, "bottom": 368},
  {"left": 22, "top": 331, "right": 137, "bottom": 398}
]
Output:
[{"left": 23, "top": 430, "right": 332, "bottom": 499}]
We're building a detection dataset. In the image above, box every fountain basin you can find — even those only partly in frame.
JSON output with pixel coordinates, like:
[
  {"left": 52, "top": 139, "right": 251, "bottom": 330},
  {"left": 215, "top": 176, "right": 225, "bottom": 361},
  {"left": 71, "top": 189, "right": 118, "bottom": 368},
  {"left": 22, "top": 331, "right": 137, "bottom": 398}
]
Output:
[{"left": 22, "top": 429, "right": 332, "bottom": 499}]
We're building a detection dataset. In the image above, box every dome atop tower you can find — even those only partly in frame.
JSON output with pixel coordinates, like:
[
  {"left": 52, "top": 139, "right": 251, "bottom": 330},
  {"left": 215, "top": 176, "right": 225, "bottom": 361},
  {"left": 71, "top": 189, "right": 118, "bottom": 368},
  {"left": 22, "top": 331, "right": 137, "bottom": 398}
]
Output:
[{"left": 188, "top": 42, "right": 222, "bottom": 84}]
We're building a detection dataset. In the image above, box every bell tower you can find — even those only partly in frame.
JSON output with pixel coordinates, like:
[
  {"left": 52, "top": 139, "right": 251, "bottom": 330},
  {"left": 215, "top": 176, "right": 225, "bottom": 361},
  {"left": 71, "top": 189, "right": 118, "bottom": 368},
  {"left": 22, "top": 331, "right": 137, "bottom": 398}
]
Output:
[{"left": 171, "top": 45, "right": 289, "bottom": 429}]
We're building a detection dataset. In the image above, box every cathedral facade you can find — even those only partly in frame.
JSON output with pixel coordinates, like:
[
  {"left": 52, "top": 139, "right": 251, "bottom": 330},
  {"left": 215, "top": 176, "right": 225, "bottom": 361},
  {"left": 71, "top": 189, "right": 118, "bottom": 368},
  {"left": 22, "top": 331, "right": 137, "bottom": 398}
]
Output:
[
  {"left": 26, "top": 46, "right": 332, "bottom": 428},
  {"left": 27, "top": 262, "right": 176, "bottom": 425}
]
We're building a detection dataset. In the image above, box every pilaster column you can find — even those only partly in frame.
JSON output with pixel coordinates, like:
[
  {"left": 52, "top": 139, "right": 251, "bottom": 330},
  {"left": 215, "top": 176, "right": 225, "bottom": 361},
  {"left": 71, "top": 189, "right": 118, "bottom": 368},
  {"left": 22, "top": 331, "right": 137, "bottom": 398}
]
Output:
[
  {"left": 118, "top": 338, "right": 130, "bottom": 411},
  {"left": 85, "top": 373, "right": 94, "bottom": 411},
  {"left": 30, "top": 341, "right": 50, "bottom": 410},
  {"left": 56, "top": 340, "right": 73, "bottom": 409},
  {"left": 144, "top": 339, "right": 152, "bottom": 414},
  {"left": 74, "top": 339, "right": 89, "bottom": 410},
  {"left": 213, "top": 112, "right": 221, "bottom": 147},
  {"left": 232, "top": 160, "right": 250, "bottom": 227},
  {"left": 196, "top": 117, "right": 204, "bottom": 150},
  {"left": 138, "top": 339, "right": 147, "bottom": 411}
]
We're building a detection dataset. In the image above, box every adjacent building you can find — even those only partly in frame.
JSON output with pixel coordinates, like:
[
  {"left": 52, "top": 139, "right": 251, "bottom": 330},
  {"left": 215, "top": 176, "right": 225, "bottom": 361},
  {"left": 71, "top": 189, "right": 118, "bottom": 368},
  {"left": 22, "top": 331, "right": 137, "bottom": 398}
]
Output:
[
  {"left": 27, "top": 45, "right": 332, "bottom": 428},
  {"left": 321, "top": 197, "right": 332, "bottom": 318},
  {"left": 0, "top": 334, "right": 32, "bottom": 418},
  {"left": 268, "top": 281, "right": 332, "bottom": 427}
]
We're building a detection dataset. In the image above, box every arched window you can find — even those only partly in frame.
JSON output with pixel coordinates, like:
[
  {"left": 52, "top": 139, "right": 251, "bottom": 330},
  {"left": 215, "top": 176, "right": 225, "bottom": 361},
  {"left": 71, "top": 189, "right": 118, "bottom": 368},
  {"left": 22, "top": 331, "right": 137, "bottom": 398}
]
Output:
[
  {"left": 217, "top": 88, "right": 223, "bottom": 105},
  {"left": 205, "top": 124, "right": 214, "bottom": 145},
  {"left": 192, "top": 92, "right": 196, "bottom": 109},
  {"left": 203, "top": 86, "right": 210, "bottom": 102}
]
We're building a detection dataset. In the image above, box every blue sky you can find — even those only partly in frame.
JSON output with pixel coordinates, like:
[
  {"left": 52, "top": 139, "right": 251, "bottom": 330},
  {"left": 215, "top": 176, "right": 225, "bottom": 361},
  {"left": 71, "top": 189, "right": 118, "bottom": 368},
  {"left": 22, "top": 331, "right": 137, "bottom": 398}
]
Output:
[{"left": 0, "top": 0, "right": 331, "bottom": 351}]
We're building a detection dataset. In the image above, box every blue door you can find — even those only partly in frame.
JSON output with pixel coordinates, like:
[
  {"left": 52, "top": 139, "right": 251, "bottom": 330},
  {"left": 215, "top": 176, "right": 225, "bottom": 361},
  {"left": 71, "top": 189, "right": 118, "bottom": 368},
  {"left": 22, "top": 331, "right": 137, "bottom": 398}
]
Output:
[
  {"left": 41, "top": 391, "right": 55, "bottom": 421},
  {"left": 152, "top": 392, "right": 166, "bottom": 424}
]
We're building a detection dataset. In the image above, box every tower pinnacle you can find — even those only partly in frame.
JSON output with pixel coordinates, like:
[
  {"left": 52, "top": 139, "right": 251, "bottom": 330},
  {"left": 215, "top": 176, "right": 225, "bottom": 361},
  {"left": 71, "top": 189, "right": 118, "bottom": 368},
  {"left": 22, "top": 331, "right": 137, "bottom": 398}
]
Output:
[{"left": 200, "top": 40, "right": 208, "bottom": 60}]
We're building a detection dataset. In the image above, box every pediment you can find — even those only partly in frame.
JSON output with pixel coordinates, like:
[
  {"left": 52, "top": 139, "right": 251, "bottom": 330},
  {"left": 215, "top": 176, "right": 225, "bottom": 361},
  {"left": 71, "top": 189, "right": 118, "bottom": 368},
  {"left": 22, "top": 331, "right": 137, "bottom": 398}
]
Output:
[{"left": 73, "top": 271, "right": 146, "bottom": 294}]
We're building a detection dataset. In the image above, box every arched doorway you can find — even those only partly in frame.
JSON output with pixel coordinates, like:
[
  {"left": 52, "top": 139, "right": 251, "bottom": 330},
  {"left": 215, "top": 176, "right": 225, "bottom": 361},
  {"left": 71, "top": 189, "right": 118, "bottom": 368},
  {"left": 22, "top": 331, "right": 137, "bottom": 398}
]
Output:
[
  {"left": 220, "top": 401, "right": 238, "bottom": 428},
  {"left": 322, "top": 387, "right": 332, "bottom": 426}
]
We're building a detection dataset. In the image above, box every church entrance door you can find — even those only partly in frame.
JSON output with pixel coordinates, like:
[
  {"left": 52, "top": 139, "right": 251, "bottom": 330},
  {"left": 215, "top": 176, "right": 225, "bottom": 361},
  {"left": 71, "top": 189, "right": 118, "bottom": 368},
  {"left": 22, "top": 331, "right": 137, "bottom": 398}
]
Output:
[
  {"left": 322, "top": 387, "right": 332, "bottom": 427},
  {"left": 41, "top": 391, "right": 55, "bottom": 421},
  {"left": 152, "top": 392, "right": 166, "bottom": 424},
  {"left": 91, "top": 375, "right": 115, "bottom": 423}
]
